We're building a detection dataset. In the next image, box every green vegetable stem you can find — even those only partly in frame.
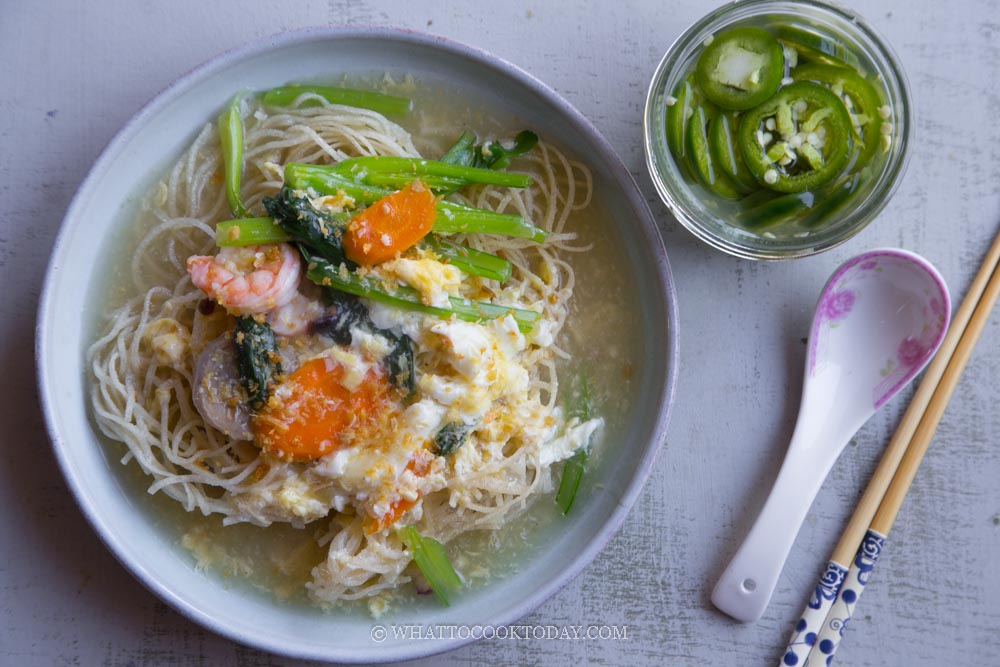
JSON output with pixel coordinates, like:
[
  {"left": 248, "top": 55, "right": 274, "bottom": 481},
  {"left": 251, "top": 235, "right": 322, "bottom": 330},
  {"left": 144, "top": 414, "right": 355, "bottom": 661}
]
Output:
[
  {"left": 218, "top": 92, "right": 250, "bottom": 218},
  {"left": 301, "top": 248, "right": 540, "bottom": 332},
  {"left": 556, "top": 372, "right": 595, "bottom": 515},
  {"left": 262, "top": 84, "right": 412, "bottom": 116},
  {"left": 399, "top": 526, "right": 462, "bottom": 605}
]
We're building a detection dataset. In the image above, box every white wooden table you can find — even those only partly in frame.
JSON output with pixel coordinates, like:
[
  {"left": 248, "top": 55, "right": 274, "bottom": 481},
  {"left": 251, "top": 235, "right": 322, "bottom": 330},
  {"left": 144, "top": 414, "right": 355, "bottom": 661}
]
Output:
[{"left": 3, "top": 1, "right": 999, "bottom": 664}]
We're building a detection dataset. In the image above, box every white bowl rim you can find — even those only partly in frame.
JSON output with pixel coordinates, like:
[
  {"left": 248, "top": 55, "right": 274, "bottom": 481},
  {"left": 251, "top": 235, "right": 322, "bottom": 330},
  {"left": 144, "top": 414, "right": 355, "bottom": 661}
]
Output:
[{"left": 36, "top": 26, "right": 680, "bottom": 663}]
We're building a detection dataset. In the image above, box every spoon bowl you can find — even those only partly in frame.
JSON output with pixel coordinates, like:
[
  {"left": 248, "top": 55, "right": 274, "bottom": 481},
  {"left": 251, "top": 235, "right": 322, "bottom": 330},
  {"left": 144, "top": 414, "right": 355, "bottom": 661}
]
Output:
[
  {"left": 712, "top": 248, "right": 950, "bottom": 622},
  {"left": 808, "top": 249, "right": 951, "bottom": 417}
]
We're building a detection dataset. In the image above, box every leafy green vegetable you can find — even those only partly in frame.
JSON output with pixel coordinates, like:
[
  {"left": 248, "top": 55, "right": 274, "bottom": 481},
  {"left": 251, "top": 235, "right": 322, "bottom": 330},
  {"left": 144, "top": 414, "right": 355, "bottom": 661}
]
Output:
[
  {"left": 383, "top": 330, "right": 415, "bottom": 395},
  {"left": 446, "top": 296, "right": 541, "bottom": 329},
  {"left": 218, "top": 92, "right": 249, "bottom": 218},
  {"left": 216, "top": 202, "right": 516, "bottom": 280},
  {"left": 283, "top": 163, "right": 388, "bottom": 203},
  {"left": 233, "top": 316, "right": 281, "bottom": 412},
  {"left": 215, "top": 217, "right": 291, "bottom": 247},
  {"left": 423, "top": 237, "right": 513, "bottom": 282},
  {"left": 261, "top": 85, "right": 412, "bottom": 116},
  {"left": 556, "top": 450, "right": 588, "bottom": 515},
  {"left": 556, "top": 373, "right": 595, "bottom": 515},
  {"left": 301, "top": 247, "right": 540, "bottom": 332},
  {"left": 283, "top": 163, "right": 547, "bottom": 242},
  {"left": 263, "top": 187, "right": 352, "bottom": 266},
  {"left": 310, "top": 291, "right": 415, "bottom": 394},
  {"left": 359, "top": 172, "right": 466, "bottom": 193},
  {"left": 434, "top": 422, "right": 473, "bottom": 456},
  {"left": 433, "top": 201, "right": 547, "bottom": 242},
  {"left": 332, "top": 156, "right": 532, "bottom": 188},
  {"left": 439, "top": 131, "right": 477, "bottom": 165},
  {"left": 310, "top": 291, "right": 370, "bottom": 345},
  {"left": 399, "top": 526, "right": 462, "bottom": 605},
  {"left": 439, "top": 130, "right": 539, "bottom": 170}
]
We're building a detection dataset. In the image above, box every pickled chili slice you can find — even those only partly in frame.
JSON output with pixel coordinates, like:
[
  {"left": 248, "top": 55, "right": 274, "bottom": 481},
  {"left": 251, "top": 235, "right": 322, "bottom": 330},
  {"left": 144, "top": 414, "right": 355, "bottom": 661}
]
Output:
[
  {"left": 792, "top": 63, "right": 884, "bottom": 168},
  {"left": 666, "top": 74, "right": 702, "bottom": 163},
  {"left": 799, "top": 170, "right": 863, "bottom": 227},
  {"left": 735, "top": 168, "right": 864, "bottom": 230},
  {"left": 773, "top": 24, "right": 862, "bottom": 70},
  {"left": 708, "top": 111, "right": 757, "bottom": 192},
  {"left": 736, "top": 191, "right": 814, "bottom": 229},
  {"left": 695, "top": 27, "right": 784, "bottom": 110},
  {"left": 738, "top": 81, "right": 853, "bottom": 193},
  {"left": 687, "top": 104, "right": 743, "bottom": 199}
]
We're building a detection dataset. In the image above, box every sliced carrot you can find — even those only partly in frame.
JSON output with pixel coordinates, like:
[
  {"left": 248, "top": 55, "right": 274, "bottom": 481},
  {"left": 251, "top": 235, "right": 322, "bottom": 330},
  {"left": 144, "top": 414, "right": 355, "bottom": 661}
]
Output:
[
  {"left": 368, "top": 497, "right": 417, "bottom": 534},
  {"left": 365, "top": 456, "right": 432, "bottom": 534},
  {"left": 252, "top": 357, "right": 392, "bottom": 462},
  {"left": 344, "top": 180, "right": 437, "bottom": 266}
]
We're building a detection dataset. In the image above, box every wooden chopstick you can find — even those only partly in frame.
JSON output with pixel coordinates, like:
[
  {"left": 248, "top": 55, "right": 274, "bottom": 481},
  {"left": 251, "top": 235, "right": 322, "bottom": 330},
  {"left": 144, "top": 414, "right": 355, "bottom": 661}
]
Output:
[
  {"left": 830, "top": 227, "right": 1000, "bottom": 569},
  {"left": 869, "top": 259, "right": 1000, "bottom": 532},
  {"left": 800, "top": 228, "right": 1000, "bottom": 664}
]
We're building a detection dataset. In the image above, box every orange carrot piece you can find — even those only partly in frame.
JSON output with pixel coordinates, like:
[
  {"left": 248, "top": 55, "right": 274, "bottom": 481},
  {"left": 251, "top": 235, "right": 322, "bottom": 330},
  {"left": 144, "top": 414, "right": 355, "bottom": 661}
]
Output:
[
  {"left": 365, "top": 457, "right": 431, "bottom": 534},
  {"left": 252, "top": 357, "right": 391, "bottom": 462},
  {"left": 368, "top": 497, "right": 417, "bottom": 534},
  {"left": 344, "top": 180, "right": 437, "bottom": 266}
]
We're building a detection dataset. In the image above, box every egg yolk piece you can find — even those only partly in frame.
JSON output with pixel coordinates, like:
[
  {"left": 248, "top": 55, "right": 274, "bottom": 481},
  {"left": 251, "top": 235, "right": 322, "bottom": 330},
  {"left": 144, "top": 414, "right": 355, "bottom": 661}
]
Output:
[{"left": 252, "top": 356, "right": 394, "bottom": 462}]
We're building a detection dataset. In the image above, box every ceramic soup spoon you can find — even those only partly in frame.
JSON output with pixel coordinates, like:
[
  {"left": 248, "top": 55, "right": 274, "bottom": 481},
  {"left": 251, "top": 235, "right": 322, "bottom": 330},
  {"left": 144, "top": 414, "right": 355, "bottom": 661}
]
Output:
[{"left": 712, "top": 249, "right": 950, "bottom": 623}]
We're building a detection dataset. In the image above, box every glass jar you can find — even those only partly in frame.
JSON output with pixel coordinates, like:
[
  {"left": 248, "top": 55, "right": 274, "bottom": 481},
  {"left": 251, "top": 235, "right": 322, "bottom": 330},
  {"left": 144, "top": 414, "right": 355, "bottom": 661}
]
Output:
[{"left": 644, "top": 0, "right": 912, "bottom": 259}]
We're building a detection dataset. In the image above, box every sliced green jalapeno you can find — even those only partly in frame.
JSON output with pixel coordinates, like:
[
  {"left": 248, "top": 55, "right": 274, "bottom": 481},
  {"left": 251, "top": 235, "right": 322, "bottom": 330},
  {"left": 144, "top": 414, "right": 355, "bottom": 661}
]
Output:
[
  {"left": 774, "top": 24, "right": 862, "bottom": 70},
  {"left": 736, "top": 169, "right": 862, "bottom": 230},
  {"left": 696, "top": 27, "right": 784, "bottom": 110},
  {"left": 687, "top": 104, "right": 743, "bottom": 199},
  {"left": 735, "top": 189, "right": 815, "bottom": 229},
  {"left": 660, "top": 20, "right": 890, "bottom": 235},
  {"left": 665, "top": 75, "right": 702, "bottom": 165},
  {"left": 708, "top": 111, "right": 757, "bottom": 192},
  {"left": 799, "top": 171, "right": 863, "bottom": 227},
  {"left": 792, "top": 63, "right": 884, "bottom": 168},
  {"left": 738, "top": 81, "right": 853, "bottom": 193}
]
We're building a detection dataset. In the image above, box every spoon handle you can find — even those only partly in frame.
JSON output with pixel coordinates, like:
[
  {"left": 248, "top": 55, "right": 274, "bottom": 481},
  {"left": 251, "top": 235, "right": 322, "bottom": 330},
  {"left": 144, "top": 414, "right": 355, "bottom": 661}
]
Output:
[{"left": 712, "top": 442, "right": 839, "bottom": 622}]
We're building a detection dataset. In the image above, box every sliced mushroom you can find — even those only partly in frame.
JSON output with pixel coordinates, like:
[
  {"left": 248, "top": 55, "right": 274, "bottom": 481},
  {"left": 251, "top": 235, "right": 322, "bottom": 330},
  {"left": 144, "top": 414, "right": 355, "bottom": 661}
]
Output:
[{"left": 193, "top": 334, "right": 252, "bottom": 441}]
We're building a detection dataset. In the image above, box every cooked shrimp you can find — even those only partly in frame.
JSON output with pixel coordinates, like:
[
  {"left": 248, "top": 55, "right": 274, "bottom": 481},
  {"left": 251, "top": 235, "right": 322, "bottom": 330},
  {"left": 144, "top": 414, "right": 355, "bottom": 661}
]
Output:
[
  {"left": 268, "top": 292, "right": 326, "bottom": 336},
  {"left": 186, "top": 243, "right": 301, "bottom": 315}
]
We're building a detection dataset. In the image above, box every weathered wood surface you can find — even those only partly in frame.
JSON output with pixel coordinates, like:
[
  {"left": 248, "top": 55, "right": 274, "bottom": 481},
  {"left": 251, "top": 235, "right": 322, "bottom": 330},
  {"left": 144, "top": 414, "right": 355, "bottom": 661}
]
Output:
[{"left": 2, "top": 0, "right": 999, "bottom": 664}]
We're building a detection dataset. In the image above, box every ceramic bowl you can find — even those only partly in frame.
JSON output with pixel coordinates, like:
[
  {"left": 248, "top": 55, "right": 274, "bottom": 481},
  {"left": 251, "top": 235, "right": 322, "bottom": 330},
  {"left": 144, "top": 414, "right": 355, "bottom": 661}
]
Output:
[{"left": 36, "top": 28, "right": 678, "bottom": 663}]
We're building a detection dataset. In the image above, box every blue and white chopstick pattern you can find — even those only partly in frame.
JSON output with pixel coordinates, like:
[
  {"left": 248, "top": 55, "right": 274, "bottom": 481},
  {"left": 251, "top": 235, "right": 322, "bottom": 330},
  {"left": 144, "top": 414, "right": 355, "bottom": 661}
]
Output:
[
  {"left": 777, "top": 529, "right": 888, "bottom": 666},
  {"left": 804, "top": 529, "right": 886, "bottom": 665},
  {"left": 780, "top": 561, "right": 848, "bottom": 665}
]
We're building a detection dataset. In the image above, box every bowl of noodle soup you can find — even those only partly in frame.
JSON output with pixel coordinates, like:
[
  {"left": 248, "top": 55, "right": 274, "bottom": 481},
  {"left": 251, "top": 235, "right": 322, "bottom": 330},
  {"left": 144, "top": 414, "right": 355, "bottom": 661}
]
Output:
[{"left": 37, "top": 28, "right": 677, "bottom": 662}]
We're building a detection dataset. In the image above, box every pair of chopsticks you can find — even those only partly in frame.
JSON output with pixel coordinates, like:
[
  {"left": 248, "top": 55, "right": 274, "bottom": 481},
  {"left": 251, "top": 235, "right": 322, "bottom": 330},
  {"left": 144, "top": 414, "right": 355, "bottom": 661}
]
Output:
[{"left": 779, "top": 226, "right": 1000, "bottom": 667}]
